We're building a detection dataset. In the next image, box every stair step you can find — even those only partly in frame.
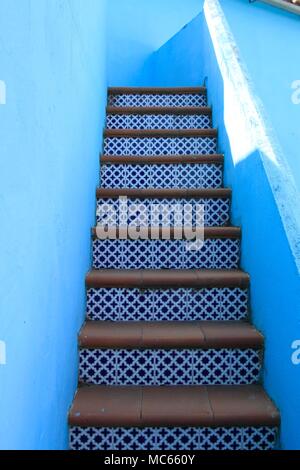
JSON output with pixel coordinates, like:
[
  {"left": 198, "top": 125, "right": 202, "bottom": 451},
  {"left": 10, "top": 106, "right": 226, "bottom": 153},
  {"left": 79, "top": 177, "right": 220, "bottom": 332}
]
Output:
[
  {"left": 97, "top": 188, "right": 231, "bottom": 227},
  {"left": 105, "top": 129, "right": 217, "bottom": 138},
  {"left": 93, "top": 226, "right": 241, "bottom": 239},
  {"left": 108, "top": 87, "right": 207, "bottom": 109},
  {"left": 97, "top": 188, "right": 230, "bottom": 198},
  {"left": 101, "top": 160, "right": 223, "bottom": 189},
  {"left": 108, "top": 87, "right": 207, "bottom": 95},
  {"left": 69, "top": 384, "right": 279, "bottom": 427},
  {"left": 101, "top": 154, "right": 224, "bottom": 164},
  {"left": 86, "top": 270, "right": 249, "bottom": 321},
  {"left": 79, "top": 321, "right": 262, "bottom": 386},
  {"left": 69, "top": 385, "right": 279, "bottom": 450},
  {"left": 80, "top": 321, "right": 263, "bottom": 349},
  {"left": 86, "top": 269, "right": 249, "bottom": 289}
]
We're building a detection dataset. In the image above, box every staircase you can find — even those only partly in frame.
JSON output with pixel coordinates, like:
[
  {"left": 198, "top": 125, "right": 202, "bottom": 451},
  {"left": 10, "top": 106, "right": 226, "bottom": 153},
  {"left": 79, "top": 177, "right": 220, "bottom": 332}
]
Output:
[{"left": 69, "top": 87, "right": 280, "bottom": 451}]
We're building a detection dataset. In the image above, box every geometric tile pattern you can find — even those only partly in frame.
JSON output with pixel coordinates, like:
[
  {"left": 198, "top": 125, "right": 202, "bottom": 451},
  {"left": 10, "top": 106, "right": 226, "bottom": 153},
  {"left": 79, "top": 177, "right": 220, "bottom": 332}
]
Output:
[
  {"left": 70, "top": 88, "right": 279, "bottom": 452},
  {"left": 70, "top": 426, "right": 278, "bottom": 451},
  {"left": 106, "top": 114, "right": 212, "bottom": 130},
  {"left": 86, "top": 288, "right": 249, "bottom": 322},
  {"left": 104, "top": 137, "right": 218, "bottom": 156},
  {"left": 92, "top": 239, "right": 240, "bottom": 269},
  {"left": 96, "top": 197, "right": 231, "bottom": 227},
  {"left": 79, "top": 348, "right": 261, "bottom": 386},
  {"left": 101, "top": 164, "right": 223, "bottom": 189},
  {"left": 108, "top": 94, "right": 208, "bottom": 108}
]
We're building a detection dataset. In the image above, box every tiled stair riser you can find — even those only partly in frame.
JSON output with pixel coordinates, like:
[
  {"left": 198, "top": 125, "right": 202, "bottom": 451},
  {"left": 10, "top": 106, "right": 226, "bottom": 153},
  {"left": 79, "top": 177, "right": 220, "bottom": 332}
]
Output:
[
  {"left": 79, "top": 348, "right": 261, "bottom": 386},
  {"left": 86, "top": 288, "right": 249, "bottom": 322},
  {"left": 108, "top": 94, "right": 207, "bottom": 108},
  {"left": 101, "top": 163, "right": 223, "bottom": 189},
  {"left": 106, "top": 114, "right": 212, "bottom": 130},
  {"left": 97, "top": 198, "right": 230, "bottom": 227},
  {"left": 70, "top": 426, "right": 278, "bottom": 451},
  {"left": 92, "top": 238, "right": 240, "bottom": 270},
  {"left": 104, "top": 137, "right": 217, "bottom": 156}
]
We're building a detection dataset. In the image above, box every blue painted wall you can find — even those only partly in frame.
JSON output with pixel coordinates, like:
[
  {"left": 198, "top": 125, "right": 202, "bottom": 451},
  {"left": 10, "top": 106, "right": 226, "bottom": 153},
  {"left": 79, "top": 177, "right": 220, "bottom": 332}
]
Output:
[
  {"left": 0, "top": 0, "right": 107, "bottom": 450},
  {"left": 107, "top": 0, "right": 203, "bottom": 86},
  {"left": 1, "top": 0, "right": 299, "bottom": 451},
  {"left": 201, "top": 2, "right": 300, "bottom": 450},
  {"left": 148, "top": 0, "right": 300, "bottom": 449},
  {"left": 139, "top": 14, "right": 204, "bottom": 87},
  {"left": 222, "top": 0, "right": 300, "bottom": 192}
]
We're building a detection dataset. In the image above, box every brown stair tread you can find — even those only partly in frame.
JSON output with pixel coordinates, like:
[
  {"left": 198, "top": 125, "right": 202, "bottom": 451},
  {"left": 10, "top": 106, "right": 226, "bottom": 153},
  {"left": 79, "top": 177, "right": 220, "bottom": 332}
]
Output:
[
  {"left": 101, "top": 154, "right": 224, "bottom": 165},
  {"left": 69, "top": 385, "right": 280, "bottom": 428},
  {"left": 79, "top": 321, "right": 263, "bottom": 350},
  {"left": 92, "top": 226, "right": 241, "bottom": 240},
  {"left": 86, "top": 269, "right": 250, "bottom": 289},
  {"left": 106, "top": 106, "right": 212, "bottom": 115},
  {"left": 108, "top": 87, "right": 207, "bottom": 95},
  {"left": 96, "top": 188, "right": 231, "bottom": 199},
  {"left": 104, "top": 129, "right": 217, "bottom": 138}
]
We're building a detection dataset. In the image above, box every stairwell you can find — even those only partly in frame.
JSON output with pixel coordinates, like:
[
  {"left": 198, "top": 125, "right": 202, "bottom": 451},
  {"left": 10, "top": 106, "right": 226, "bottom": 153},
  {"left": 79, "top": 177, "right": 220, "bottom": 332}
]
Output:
[{"left": 69, "top": 87, "right": 280, "bottom": 451}]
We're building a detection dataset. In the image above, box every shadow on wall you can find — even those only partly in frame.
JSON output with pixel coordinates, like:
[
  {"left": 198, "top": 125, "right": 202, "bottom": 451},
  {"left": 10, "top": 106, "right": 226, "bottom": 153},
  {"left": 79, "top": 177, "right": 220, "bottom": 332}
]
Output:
[
  {"left": 223, "top": 147, "right": 300, "bottom": 451},
  {"left": 137, "top": 14, "right": 204, "bottom": 87},
  {"left": 221, "top": 0, "right": 300, "bottom": 191},
  {"left": 201, "top": 12, "right": 300, "bottom": 450}
]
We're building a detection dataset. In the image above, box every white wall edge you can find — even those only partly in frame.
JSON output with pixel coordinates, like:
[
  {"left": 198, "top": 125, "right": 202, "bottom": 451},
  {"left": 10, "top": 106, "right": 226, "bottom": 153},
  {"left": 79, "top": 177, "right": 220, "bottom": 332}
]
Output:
[
  {"left": 0, "top": 340, "right": 6, "bottom": 365},
  {"left": 204, "top": 0, "right": 300, "bottom": 274},
  {"left": 0, "top": 80, "right": 6, "bottom": 105},
  {"left": 261, "top": 0, "right": 300, "bottom": 16}
]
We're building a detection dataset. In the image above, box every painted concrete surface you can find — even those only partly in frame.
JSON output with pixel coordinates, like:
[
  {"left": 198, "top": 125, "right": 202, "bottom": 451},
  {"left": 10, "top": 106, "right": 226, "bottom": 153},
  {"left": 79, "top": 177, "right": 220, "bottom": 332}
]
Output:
[
  {"left": 222, "top": 0, "right": 300, "bottom": 193},
  {"left": 202, "top": 0, "right": 300, "bottom": 450},
  {"left": 107, "top": 0, "right": 203, "bottom": 86},
  {"left": 138, "top": 14, "right": 204, "bottom": 88},
  {"left": 0, "top": 0, "right": 107, "bottom": 450}
]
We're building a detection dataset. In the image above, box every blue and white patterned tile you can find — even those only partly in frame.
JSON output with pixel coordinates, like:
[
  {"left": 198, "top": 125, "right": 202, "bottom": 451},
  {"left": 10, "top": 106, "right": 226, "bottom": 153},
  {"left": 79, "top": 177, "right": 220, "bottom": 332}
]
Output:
[
  {"left": 79, "top": 348, "right": 261, "bottom": 386},
  {"left": 101, "top": 164, "right": 223, "bottom": 189},
  {"left": 106, "top": 114, "right": 212, "bottom": 130},
  {"left": 70, "top": 426, "right": 278, "bottom": 451},
  {"left": 103, "top": 137, "right": 217, "bottom": 156},
  {"left": 96, "top": 197, "right": 230, "bottom": 227},
  {"left": 108, "top": 94, "right": 207, "bottom": 108},
  {"left": 86, "top": 288, "right": 249, "bottom": 322}
]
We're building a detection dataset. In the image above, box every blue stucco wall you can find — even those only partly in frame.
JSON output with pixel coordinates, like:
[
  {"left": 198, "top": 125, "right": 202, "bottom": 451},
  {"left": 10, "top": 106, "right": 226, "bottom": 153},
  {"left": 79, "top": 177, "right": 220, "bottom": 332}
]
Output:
[
  {"left": 0, "top": 0, "right": 107, "bottom": 450},
  {"left": 107, "top": 0, "right": 203, "bottom": 86},
  {"left": 147, "top": 0, "right": 300, "bottom": 449},
  {"left": 138, "top": 14, "right": 204, "bottom": 88},
  {"left": 200, "top": 1, "right": 300, "bottom": 450},
  {"left": 1, "top": 0, "right": 299, "bottom": 451},
  {"left": 221, "top": 0, "right": 300, "bottom": 193}
]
